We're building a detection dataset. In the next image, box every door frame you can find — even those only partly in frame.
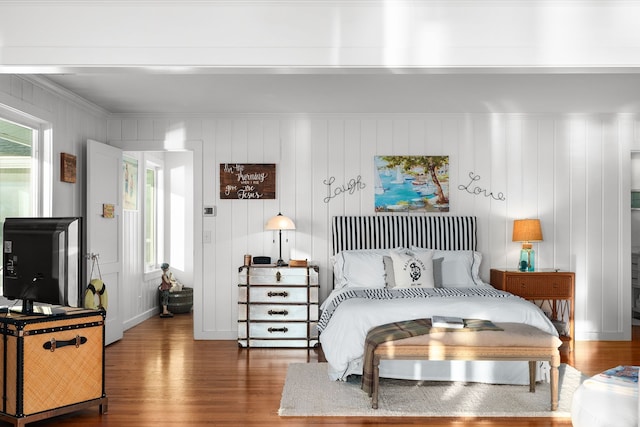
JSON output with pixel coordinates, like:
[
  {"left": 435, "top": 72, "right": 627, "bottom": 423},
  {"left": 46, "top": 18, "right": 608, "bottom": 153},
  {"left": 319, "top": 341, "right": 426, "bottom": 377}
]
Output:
[{"left": 110, "top": 139, "right": 203, "bottom": 339}]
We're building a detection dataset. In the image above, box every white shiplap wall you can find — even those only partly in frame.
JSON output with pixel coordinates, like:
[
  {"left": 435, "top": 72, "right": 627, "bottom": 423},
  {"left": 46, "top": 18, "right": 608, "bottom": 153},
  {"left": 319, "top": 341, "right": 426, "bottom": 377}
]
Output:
[
  {"left": 2, "top": 75, "right": 635, "bottom": 342},
  {"left": 0, "top": 75, "right": 108, "bottom": 220},
  {"left": 108, "top": 113, "right": 636, "bottom": 341},
  {"left": 0, "top": 74, "right": 108, "bottom": 302}
]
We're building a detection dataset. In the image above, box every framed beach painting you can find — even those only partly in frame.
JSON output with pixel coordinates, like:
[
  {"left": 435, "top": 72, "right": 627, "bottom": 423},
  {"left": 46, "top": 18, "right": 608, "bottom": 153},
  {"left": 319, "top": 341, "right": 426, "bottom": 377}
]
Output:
[{"left": 374, "top": 155, "right": 450, "bottom": 212}]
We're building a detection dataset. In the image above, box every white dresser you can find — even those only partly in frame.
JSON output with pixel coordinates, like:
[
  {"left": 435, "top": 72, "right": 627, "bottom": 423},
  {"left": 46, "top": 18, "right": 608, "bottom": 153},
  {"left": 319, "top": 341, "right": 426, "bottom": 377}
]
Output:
[{"left": 238, "top": 265, "right": 319, "bottom": 348}]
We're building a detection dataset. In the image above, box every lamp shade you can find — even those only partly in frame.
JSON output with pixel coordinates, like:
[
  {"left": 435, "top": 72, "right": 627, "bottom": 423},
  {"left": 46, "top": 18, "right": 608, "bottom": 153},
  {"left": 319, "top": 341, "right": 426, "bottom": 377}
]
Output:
[
  {"left": 265, "top": 213, "right": 296, "bottom": 231},
  {"left": 512, "top": 219, "right": 543, "bottom": 242}
]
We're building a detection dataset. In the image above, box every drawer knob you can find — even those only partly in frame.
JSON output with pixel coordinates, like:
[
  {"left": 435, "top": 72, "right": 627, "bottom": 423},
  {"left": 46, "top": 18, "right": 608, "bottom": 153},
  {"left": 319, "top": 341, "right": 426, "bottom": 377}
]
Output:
[
  {"left": 268, "top": 327, "right": 288, "bottom": 333},
  {"left": 268, "top": 309, "right": 289, "bottom": 316},
  {"left": 267, "top": 291, "right": 288, "bottom": 298},
  {"left": 276, "top": 271, "right": 282, "bottom": 282}
]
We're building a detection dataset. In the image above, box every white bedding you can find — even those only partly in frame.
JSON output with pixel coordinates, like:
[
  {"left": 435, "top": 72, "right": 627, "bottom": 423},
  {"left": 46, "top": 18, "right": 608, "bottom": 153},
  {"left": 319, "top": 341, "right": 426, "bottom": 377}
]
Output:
[{"left": 319, "top": 285, "right": 559, "bottom": 383}]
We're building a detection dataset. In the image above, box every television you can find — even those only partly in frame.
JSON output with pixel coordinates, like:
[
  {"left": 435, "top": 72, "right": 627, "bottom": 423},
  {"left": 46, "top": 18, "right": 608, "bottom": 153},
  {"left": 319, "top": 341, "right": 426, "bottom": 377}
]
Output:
[{"left": 2, "top": 217, "right": 82, "bottom": 315}]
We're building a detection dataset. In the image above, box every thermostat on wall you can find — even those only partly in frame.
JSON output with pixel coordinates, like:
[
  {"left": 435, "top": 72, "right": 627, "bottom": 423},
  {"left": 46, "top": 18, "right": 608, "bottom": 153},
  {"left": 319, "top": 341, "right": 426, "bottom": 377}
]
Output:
[{"left": 203, "top": 206, "right": 216, "bottom": 216}]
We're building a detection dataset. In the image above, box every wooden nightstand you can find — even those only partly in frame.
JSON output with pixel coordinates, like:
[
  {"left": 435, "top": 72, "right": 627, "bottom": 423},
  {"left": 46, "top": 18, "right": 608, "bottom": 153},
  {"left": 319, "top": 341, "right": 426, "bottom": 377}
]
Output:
[
  {"left": 490, "top": 268, "right": 575, "bottom": 356},
  {"left": 238, "top": 264, "right": 319, "bottom": 348}
]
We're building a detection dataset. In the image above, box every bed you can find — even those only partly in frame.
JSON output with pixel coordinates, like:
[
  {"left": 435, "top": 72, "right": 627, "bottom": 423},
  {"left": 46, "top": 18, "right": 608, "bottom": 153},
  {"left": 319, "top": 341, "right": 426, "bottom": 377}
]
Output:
[{"left": 319, "top": 215, "right": 559, "bottom": 384}]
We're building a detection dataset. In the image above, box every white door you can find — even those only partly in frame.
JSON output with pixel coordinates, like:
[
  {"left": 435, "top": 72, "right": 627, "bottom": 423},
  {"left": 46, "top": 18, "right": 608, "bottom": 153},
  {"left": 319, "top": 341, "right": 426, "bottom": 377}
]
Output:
[{"left": 86, "top": 139, "right": 123, "bottom": 345}]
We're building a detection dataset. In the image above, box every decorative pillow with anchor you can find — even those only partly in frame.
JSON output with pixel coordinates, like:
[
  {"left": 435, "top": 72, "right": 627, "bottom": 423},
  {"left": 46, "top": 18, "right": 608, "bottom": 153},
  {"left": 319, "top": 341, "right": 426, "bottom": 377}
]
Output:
[{"left": 389, "top": 248, "right": 435, "bottom": 289}]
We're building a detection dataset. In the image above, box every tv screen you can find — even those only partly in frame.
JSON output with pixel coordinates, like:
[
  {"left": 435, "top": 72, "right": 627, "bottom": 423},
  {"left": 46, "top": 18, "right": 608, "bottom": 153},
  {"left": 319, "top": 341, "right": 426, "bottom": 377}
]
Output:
[{"left": 2, "top": 217, "right": 82, "bottom": 315}]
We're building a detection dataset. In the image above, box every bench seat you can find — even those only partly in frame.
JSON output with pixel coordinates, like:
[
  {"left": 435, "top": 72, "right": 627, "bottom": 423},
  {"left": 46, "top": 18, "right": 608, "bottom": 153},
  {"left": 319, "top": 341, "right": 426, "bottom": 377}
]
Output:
[{"left": 371, "top": 322, "right": 562, "bottom": 410}]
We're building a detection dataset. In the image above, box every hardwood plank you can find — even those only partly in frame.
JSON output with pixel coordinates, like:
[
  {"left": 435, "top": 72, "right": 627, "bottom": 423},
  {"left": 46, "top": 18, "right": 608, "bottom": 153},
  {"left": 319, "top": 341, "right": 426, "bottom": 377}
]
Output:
[{"left": 23, "top": 313, "right": 639, "bottom": 427}]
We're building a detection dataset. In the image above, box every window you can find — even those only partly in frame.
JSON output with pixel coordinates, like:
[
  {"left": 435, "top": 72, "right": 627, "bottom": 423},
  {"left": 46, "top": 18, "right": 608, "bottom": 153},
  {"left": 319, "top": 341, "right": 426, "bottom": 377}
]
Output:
[
  {"left": 0, "top": 109, "right": 50, "bottom": 293},
  {"left": 0, "top": 117, "right": 39, "bottom": 243},
  {"left": 144, "top": 157, "right": 163, "bottom": 272}
]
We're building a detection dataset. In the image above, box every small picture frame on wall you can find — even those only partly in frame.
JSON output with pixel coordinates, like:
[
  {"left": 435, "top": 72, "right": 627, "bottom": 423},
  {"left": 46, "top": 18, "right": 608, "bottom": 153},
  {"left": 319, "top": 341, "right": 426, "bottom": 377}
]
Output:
[
  {"left": 123, "top": 156, "right": 138, "bottom": 210},
  {"left": 60, "top": 153, "right": 77, "bottom": 183}
]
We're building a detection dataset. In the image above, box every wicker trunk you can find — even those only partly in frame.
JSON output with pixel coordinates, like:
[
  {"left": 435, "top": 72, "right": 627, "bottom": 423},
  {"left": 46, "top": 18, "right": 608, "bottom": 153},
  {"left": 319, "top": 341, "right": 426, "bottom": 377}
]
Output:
[{"left": 0, "top": 308, "right": 107, "bottom": 426}]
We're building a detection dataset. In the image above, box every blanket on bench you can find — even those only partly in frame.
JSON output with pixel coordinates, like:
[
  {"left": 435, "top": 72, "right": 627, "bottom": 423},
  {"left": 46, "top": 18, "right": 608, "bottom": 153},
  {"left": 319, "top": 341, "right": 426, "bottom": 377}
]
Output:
[{"left": 361, "top": 318, "right": 503, "bottom": 394}]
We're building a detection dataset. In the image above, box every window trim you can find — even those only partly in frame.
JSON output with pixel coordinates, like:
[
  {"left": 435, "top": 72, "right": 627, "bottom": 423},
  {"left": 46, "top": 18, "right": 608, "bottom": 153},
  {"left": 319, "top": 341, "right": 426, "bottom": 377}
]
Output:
[
  {"left": 143, "top": 154, "right": 164, "bottom": 274},
  {"left": 0, "top": 104, "right": 52, "bottom": 217}
]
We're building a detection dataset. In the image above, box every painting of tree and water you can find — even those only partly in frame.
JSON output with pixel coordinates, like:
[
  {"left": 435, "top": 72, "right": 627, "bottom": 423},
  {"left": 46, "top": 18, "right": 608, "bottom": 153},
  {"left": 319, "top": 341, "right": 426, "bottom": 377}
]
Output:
[{"left": 374, "top": 156, "right": 449, "bottom": 212}]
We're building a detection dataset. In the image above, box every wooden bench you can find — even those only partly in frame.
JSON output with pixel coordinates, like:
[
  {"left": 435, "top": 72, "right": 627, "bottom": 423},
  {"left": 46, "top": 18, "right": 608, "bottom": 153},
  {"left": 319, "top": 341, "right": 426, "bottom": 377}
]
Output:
[{"left": 370, "top": 323, "right": 562, "bottom": 411}]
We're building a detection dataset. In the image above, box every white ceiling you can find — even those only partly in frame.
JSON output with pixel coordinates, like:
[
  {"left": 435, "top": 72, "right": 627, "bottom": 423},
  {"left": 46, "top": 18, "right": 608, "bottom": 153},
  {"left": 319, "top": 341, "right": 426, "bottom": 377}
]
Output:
[{"left": 42, "top": 71, "right": 640, "bottom": 115}]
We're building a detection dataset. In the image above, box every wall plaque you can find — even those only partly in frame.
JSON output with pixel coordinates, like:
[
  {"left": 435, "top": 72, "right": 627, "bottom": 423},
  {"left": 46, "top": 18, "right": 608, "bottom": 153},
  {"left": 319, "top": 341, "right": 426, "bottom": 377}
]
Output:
[
  {"left": 220, "top": 163, "right": 276, "bottom": 200},
  {"left": 60, "top": 153, "right": 77, "bottom": 183}
]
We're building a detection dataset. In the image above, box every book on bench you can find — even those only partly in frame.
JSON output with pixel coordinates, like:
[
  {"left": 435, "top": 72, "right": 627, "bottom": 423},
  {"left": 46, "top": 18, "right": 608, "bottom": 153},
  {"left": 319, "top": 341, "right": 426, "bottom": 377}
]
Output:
[{"left": 432, "top": 315, "right": 465, "bottom": 329}]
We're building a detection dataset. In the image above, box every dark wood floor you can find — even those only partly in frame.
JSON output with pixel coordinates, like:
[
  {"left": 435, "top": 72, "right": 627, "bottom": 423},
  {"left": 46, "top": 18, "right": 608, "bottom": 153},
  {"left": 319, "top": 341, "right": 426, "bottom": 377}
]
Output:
[{"left": 15, "top": 313, "right": 640, "bottom": 427}]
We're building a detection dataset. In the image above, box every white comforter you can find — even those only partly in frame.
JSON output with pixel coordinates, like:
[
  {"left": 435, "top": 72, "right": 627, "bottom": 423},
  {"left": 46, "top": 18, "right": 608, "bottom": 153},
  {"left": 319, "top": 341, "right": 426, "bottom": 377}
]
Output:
[{"left": 319, "top": 286, "right": 559, "bottom": 383}]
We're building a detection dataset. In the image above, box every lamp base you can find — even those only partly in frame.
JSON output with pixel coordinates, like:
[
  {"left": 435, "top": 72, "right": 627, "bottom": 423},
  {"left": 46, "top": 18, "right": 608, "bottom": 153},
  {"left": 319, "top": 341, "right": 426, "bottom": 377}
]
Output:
[
  {"left": 518, "top": 248, "right": 535, "bottom": 272},
  {"left": 275, "top": 259, "right": 288, "bottom": 267}
]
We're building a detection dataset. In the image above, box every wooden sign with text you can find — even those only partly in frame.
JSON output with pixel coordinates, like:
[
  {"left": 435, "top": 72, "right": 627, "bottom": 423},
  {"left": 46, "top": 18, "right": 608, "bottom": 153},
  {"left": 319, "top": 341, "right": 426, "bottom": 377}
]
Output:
[{"left": 220, "top": 163, "right": 276, "bottom": 200}]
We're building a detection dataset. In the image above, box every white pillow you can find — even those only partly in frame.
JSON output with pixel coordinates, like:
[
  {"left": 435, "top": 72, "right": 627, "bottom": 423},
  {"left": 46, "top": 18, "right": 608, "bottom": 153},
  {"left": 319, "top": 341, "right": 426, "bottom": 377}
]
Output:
[
  {"left": 389, "top": 248, "right": 435, "bottom": 288},
  {"left": 412, "top": 248, "right": 484, "bottom": 287},
  {"left": 383, "top": 256, "right": 396, "bottom": 288},
  {"left": 331, "top": 249, "right": 390, "bottom": 289}
]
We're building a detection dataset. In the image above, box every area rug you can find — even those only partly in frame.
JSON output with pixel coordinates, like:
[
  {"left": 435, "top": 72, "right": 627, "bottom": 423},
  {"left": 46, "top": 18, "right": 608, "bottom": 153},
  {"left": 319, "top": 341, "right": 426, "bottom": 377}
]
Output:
[{"left": 279, "top": 363, "right": 583, "bottom": 417}]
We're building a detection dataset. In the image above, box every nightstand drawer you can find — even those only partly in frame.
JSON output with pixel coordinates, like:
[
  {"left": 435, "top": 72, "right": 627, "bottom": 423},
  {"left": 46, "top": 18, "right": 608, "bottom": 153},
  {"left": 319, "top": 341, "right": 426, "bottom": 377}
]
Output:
[
  {"left": 239, "top": 322, "right": 309, "bottom": 339},
  {"left": 504, "top": 275, "right": 572, "bottom": 297},
  {"left": 238, "top": 304, "right": 318, "bottom": 321},
  {"left": 238, "top": 338, "right": 319, "bottom": 348},
  {"left": 238, "top": 267, "right": 318, "bottom": 285},
  {"left": 238, "top": 286, "right": 318, "bottom": 304}
]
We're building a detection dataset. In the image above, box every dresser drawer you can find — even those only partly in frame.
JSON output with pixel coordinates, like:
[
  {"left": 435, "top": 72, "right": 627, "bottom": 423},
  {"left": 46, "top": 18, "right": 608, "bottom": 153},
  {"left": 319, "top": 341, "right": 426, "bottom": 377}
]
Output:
[
  {"left": 238, "top": 322, "right": 309, "bottom": 339},
  {"left": 238, "top": 338, "right": 319, "bottom": 348},
  {"left": 504, "top": 275, "right": 572, "bottom": 297},
  {"left": 238, "top": 304, "right": 318, "bottom": 321},
  {"left": 238, "top": 267, "right": 318, "bottom": 285},
  {"left": 238, "top": 286, "right": 318, "bottom": 304}
]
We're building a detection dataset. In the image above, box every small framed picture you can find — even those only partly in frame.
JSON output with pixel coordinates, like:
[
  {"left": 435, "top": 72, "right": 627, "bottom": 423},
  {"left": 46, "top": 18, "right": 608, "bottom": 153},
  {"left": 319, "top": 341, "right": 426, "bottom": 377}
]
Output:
[
  {"left": 103, "top": 203, "right": 115, "bottom": 218},
  {"left": 61, "top": 153, "right": 77, "bottom": 183}
]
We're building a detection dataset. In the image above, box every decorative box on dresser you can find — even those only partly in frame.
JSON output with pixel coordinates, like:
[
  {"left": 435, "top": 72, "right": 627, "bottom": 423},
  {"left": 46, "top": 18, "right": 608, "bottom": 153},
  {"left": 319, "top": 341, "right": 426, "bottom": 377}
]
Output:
[
  {"left": 238, "top": 264, "right": 319, "bottom": 348},
  {"left": 490, "top": 268, "right": 575, "bottom": 358}
]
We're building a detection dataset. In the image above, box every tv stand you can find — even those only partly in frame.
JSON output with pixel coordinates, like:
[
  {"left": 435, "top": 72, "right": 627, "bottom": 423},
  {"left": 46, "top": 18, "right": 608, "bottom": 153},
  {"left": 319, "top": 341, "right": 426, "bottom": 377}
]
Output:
[{"left": 0, "top": 308, "right": 107, "bottom": 426}]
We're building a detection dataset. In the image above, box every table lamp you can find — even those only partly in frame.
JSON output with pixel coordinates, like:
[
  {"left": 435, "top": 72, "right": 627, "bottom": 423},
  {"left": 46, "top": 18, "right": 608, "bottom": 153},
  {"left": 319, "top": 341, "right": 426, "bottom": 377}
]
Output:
[
  {"left": 265, "top": 213, "right": 296, "bottom": 266},
  {"left": 512, "top": 219, "right": 543, "bottom": 272}
]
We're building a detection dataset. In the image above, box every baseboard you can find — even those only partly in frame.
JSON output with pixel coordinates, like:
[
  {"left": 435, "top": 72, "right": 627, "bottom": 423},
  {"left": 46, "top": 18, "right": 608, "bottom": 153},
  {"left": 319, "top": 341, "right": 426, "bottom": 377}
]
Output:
[
  {"left": 193, "top": 330, "right": 237, "bottom": 340},
  {"left": 123, "top": 308, "right": 158, "bottom": 331}
]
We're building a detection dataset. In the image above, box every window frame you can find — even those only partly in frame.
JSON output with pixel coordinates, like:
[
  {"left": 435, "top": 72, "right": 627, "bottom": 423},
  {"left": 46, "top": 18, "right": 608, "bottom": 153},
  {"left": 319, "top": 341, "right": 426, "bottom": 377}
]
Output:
[
  {"left": 0, "top": 105, "right": 52, "bottom": 294},
  {"left": 0, "top": 105, "right": 52, "bottom": 218},
  {"left": 143, "top": 155, "right": 164, "bottom": 273}
]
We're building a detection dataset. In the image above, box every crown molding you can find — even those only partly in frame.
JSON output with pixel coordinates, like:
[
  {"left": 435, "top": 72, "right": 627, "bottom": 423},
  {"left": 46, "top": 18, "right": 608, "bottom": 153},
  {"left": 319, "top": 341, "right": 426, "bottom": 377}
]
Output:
[
  {"left": 1, "top": 0, "right": 638, "bottom": 5},
  {"left": 20, "top": 75, "right": 110, "bottom": 117}
]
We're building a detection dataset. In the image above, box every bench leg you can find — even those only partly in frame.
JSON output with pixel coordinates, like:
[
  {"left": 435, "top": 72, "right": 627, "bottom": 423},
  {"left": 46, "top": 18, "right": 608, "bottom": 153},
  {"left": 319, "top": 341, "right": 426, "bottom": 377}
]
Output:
[
  {"left": 528, "top": 361, "right": 536, "bottom": 392},
  {"left": 371, "top": 356, "right": 380, "bottom": 409},
  {"left": 550, "top": 354, "right": 560, "bottom": 411}
]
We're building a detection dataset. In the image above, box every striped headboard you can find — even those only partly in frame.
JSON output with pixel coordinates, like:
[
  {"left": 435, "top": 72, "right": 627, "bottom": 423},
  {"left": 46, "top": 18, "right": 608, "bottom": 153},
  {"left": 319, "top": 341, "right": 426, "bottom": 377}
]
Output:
[{"left": 332, "top": 215, "right": 477, "bottom": 254}]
